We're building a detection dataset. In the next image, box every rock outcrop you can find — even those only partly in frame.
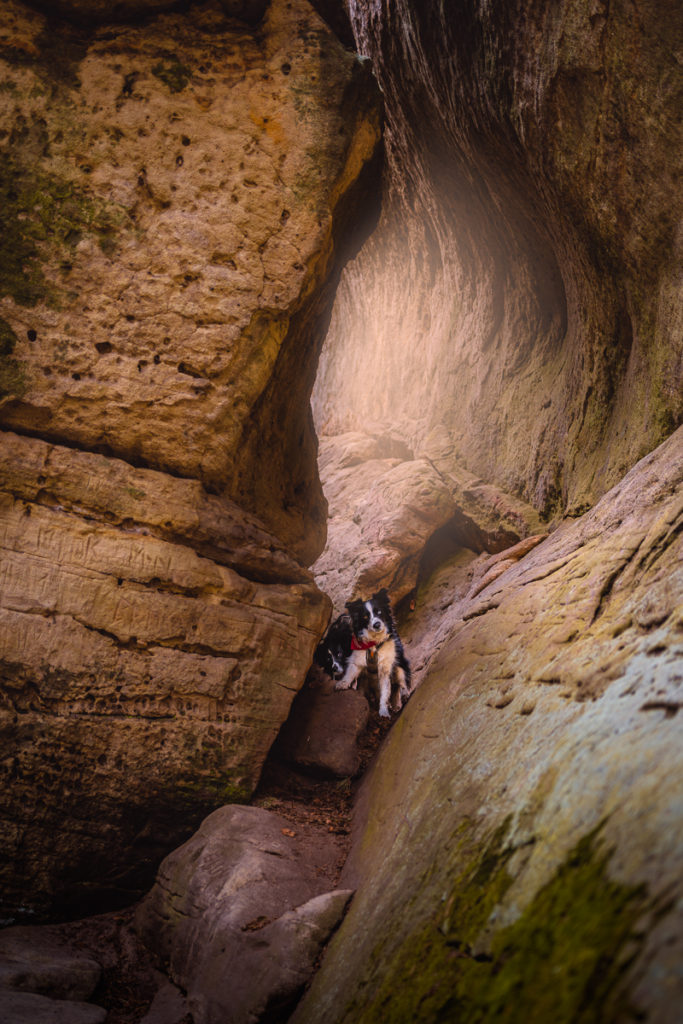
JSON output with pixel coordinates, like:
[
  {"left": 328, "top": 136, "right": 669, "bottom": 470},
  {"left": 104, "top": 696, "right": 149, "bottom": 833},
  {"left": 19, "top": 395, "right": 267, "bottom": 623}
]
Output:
[
  {"left": 0, "top": 991, "right": 106, "bottom": 1024},
  {"left": 275, "top": 673, "right": 370, "bottom": 778},
  {"left": 313, "top": 431, "right": 541, "bottom": 613},
  {"left": 0, "top": 923, "right": 107, "bottom": 1023},
  {"left": 136, "top": 804, "right": 353, "bottom": 1024},
  {"left": 294, "top": 426, "right": 683, "bottom": 1023},
  {"left": 0, "top": 431, "right": 330, "bottom": 919},
  {"left": 0, "top": 0, "right": 381, "bottom": 560},
  {"left": 0, "top": 0, "right": 381, "bottom": 921},
  {"left": 0, "top": 925, "right": 101, "bottom": 1000},
  {"left": 313, "top": 0, "right": 682, "bottom": 522}
]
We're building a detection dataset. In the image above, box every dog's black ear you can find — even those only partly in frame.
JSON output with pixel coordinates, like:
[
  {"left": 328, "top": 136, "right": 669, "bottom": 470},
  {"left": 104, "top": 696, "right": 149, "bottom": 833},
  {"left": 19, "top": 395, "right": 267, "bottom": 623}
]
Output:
[
  {"left": 376, "top": 587, "right": 389, "bottom": 601},
  {"left": 313, "top": 642, "right": 326, "bottom": 667}
]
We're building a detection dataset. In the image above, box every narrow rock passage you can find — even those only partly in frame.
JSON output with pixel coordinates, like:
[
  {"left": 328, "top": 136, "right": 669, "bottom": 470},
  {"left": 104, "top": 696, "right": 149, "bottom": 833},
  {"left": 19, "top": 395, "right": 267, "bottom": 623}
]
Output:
[
  {"left": 252, "top": 703, "right": 395, "bottom": 885},
  {"left": 0, "top": 700, "right": 395, "bottom": 1024}
]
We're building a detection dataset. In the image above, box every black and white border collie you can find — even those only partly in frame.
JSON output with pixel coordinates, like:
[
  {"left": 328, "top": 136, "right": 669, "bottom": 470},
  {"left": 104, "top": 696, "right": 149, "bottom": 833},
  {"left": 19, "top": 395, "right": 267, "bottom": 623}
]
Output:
[
  {"left": 314, "top": 615, "right": 356, "bottom": 682},
  {"left": 314, "top": 613, "right": 370, "bottom": 693},
  {"left": 343, "top": 588, "right": 412, "bottom": 718}
]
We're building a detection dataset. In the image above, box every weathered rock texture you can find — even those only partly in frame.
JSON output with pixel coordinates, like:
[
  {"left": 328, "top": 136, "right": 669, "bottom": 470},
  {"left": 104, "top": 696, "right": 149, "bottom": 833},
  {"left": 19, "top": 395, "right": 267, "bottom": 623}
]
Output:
[
  {"left": 294, "top": 427, "right": 683, "bottom": 1023},
  {"left": 24, "top": 2, "right": 269, "bottom": 26},
  {"left": 0, "top": 921, "right": 108, "bottom": 1024},
  {"left": 0, "top": 431, "right": 329, "bottom": 918},
  {"left": 313, "top": 0, "right": 682, "bottom": 522},
  {"left": 313, "top": 431, "right": 541, "bottom": 612},
  {"left": 275, "top": 673, "right": 370, "bottom": 778},
  {"left": 0, "top": 990, "right": 106, "bottom": 1024},
  {"left": 136, "top": 805, "right": 353, "bottom": 1024},
  {"left": 0, "top": 0, "right": 380, "bottom": 559},
  {"left": 0, "top": 0, "right": 381, "bottom": 920},
  {"left": 300, "top": 3, "right": 683, "bottom": 1019},
  {"left": 0, "top": 924, "right": 101, "bottom": 999}
]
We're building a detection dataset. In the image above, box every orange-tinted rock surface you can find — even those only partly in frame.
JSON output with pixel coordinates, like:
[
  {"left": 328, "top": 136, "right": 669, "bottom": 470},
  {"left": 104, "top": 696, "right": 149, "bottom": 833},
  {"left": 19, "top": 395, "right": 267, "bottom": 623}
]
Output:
[
  {"left": 0, "top": 0, "right": 381, "bottom": 559},
  {"left": 0, "top": 0, "right": 381, "bottom": 920}
]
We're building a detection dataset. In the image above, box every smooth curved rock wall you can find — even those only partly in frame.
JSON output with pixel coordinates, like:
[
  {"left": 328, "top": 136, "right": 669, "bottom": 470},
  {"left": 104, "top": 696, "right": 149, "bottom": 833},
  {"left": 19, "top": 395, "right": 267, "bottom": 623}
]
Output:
[{"left": 313, "top": 0, "right": 682, "bottom": 521}]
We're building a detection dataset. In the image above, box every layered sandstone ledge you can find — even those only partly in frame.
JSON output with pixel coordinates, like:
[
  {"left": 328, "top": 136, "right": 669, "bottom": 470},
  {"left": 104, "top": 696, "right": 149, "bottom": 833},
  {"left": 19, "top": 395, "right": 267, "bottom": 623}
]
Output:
[
  {"left": 0, "top": 430, "right": 331, "bottom": 918},
  {"left": 0, "top": 0, "right": 381, "bottom": 920}
]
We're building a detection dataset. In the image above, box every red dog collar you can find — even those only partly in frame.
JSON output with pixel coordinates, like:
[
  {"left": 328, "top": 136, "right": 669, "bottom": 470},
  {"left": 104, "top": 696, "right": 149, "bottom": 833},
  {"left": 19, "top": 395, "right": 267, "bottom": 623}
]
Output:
[{"left": 351, "top": 636, "right": 376, "bottom": 651}]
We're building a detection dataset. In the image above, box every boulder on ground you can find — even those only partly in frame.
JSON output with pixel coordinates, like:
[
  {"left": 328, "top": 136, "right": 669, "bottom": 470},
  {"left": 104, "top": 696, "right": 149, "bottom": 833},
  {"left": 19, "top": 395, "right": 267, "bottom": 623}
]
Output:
[
  {"left": 136, "top": 805, "right": 354, "bottom": 1024},
  {"left": 276, "top": 680, "right": 370, "bottom": 778},
  {"left": 0, "top": 926, "right": 101, "bottom": 1001}
]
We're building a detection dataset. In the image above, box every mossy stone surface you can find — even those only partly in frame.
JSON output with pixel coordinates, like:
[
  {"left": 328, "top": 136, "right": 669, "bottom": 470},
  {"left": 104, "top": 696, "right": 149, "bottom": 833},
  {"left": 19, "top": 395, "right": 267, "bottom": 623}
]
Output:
[
  {"left": 0, "top": 153, "right": 129, "bottom": 310},
  {"left": 151, "top": 55, "right": 192, "bottom": 93},
  {"left": 344, "top": 825, "right": 646, "bottom": 1024}
]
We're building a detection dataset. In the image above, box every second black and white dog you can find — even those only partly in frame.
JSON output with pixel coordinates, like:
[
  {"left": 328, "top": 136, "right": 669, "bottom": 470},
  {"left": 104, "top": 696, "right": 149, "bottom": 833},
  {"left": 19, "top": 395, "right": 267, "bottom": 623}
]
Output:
[{"left": 343, "top": 588, "right": 412, "bottom": 717}]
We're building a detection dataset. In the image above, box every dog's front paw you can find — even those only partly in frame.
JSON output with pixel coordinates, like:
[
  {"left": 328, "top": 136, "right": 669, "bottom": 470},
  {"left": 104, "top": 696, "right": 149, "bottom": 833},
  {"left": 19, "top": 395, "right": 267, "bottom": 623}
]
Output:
[{"left": 379, "top": 705, "right": 391, "bottom": 718}]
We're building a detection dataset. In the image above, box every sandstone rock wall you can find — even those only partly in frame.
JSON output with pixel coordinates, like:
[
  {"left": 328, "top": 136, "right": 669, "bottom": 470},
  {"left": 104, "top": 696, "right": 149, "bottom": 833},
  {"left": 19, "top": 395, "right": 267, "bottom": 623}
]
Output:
[
  {"left": 295, "top": 426, "right": 683, "bottom": 1024},
  {"left": 0, "top": 0, "right": 381, "bottom": 559},
  {"left": 312, "top": 431, "right": 541, "bottom": 613},
  {"left": 0, "top": 431, "right": 330, "bottom": 919},
  {"left": 313, "top": 0, "right": 682, "bottom": 521},
  {"left": 0, "top": 0, "right": 382, "bottom": 920}
]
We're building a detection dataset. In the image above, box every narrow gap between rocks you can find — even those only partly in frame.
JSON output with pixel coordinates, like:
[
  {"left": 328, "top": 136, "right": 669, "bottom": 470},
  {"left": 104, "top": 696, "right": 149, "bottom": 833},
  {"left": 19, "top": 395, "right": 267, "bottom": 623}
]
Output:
[{"left": 37, "top": 670, "right": 398, "bottom": 1024}]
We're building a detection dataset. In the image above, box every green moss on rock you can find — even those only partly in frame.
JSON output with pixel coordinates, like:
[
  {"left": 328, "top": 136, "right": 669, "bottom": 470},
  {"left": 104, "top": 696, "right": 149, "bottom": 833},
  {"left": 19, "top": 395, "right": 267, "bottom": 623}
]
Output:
[
  {"left": 0, "top": 317, "right": 26, "bottom": 399},
  {"left": 355, "top": 823, "right": 648, "bottom": 1024},
  {"left": 151, "top": 56, "right": 192, "bottom": 93},
  {"left": 0, "top": 317, "right": 18, "bottom": 357},
  {"left": 452, "top": 825, "right": 647, "bottom": 1023},
  {"left": 0, "top": 151, "right": 130, "bottom": 308}
]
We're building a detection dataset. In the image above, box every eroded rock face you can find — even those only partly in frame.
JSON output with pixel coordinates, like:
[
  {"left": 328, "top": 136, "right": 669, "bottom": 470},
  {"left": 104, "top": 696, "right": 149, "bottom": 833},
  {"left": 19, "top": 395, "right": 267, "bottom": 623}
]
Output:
[
  {"left": 0, "top": 925, "right": 101, "bottom": 1000},
  {"left": 0, "top": 431, "right": 330, "bottom": 918},
  {"left": 24, "top": 2, "right": 268, "bottom": 25},
  {"left": 0, "top": 991, "right": 106, "bottom": 1024},
  {"left": 0, "top": 0, "right": 381, "bottom": 559},
  {"left": 0, "top": 0, "right": 381, "bottom": 920},
  {"left": 136, "top": 805, "right": 353, "bottom": 1024},
  {"left": 313, "top": 0, "right": 682, "bottom": 521},
  {"left": 313, "top": 431, "right": 541, "bottom": 613},
  {"left": 294, "top": 427, "right": 683, "bottom": 1023}
]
